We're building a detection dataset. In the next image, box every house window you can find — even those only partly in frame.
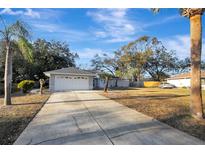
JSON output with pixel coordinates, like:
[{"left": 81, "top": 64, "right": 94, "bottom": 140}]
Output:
[{"left": 65, "top": 77, "right": 72, "bottom": 79}]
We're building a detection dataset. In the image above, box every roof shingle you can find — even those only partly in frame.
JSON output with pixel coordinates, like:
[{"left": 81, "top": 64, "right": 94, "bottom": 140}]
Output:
[{"left": 44, "top": 67, "right": 97, "bottom": 76}]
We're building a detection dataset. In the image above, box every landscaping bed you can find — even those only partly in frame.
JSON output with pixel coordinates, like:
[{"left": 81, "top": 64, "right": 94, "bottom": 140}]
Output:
[
  {"left": 101, "top": 88, "right": 205, "bottom": 141},
  {"left": 0, "top": 93, "right": 50, "bottom": 145}
]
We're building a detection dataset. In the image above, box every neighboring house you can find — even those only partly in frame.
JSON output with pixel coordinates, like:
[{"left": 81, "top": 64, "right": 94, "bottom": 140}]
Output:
[
  {"left": 167, "top": 71, "right": 205, "bottom": 88},
  {"left": 44, "top": 67, "right": 129, "bottom": 92}
]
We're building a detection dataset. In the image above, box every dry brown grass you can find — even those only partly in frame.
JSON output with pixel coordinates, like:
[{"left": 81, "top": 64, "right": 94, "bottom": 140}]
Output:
[
  {"left": 101, "top": 88, "right": 205, "bottom": 141},
  {"left": 0, "top": 93, "right": 50, "bottom": 145}
]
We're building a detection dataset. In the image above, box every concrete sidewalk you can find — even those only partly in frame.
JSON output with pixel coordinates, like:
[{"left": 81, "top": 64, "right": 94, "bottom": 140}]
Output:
[{"left": 14, "top": 91, "right": 205, "bottom": 145}]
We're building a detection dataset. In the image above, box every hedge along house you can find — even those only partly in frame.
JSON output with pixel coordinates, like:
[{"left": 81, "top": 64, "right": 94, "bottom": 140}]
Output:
[
  {"left": 167, "top": 71, "right": 205, "bottom": 89},
  {"left": 44, "top": 67, "right": 97, "bottom": 92}
]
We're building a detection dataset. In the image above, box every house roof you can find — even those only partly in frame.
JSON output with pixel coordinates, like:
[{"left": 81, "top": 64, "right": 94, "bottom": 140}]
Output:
[
  {"left": 167, "top": 71, "right": 205, "bottom": 80},
  {"left": 44, "top": 67, "right": 97, "bottom": 77}
]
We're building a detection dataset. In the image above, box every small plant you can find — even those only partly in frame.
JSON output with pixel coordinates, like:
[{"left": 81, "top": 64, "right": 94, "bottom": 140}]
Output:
[{"left": 17, "top": 80, "right": 35, "bottom": 93}]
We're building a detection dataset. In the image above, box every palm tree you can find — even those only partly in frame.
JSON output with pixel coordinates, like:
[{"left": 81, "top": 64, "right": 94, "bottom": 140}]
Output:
[
  {"left": 0, "top": 17, "right": 33, "bottom": 105},
  {"left": 99, "top": 73, "right": 113, "bottom": 92},
  {"left": 152, "top": 8, "right": 204, "bottom": 119}
]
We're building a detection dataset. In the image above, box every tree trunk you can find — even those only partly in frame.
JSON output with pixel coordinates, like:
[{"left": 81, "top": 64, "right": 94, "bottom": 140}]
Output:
[
  {"left": 4, "top": 44, "right": 12, "bottom": 105},
  {"left": 39, "top": 79, "right": 45, "bottom": 95},
  {"left": 137, "top": 75, "right": 140, "bottom": 81},
  {"left": 190, "top": 14, "right": 204, "bottom": 119},
  {"left": 104, "top": 77, "right": 109, "bottom": 92},
  {"left": 40, "top": 86, "right": 43, "bottom": 95}
]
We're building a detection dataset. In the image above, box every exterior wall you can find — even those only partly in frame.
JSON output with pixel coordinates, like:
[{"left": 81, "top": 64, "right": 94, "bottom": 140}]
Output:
[
  {"left": 167, "top": 78, "right": 190, "bottom": 87},
  {"left": 98, "top": 79, "right": 106, "bottom": 88},
  {"left": 95, "top": 79, "right": 129, "bottom": 88},
  {"left": 49, "top": 74, "right": 94, "bottom": 92},
  {"left": 49, "top": 74, "right": 129, "bottom": 92},
  {"left": 117, "top": 80, "right": 130, "bottom": 87},
  {"left": 108, "top": 79, "right": 116, "bottom": 88},
  {"left": 49, "top": 74, "right": 55, "bottom": 92},
  {"left": 88, "top": 77, "right": 94, "bottom": 90},
  {"left": 130, "top": 81, "right": 144, "bottom": 87}
]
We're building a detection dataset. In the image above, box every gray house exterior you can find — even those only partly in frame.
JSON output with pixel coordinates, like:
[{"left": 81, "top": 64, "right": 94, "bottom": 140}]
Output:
[
  {"left": 44, "top": 67, "right": 129, "bottom": 92},
  {"left": 44, "top": 67, "right": 97, "bottom": 92}
]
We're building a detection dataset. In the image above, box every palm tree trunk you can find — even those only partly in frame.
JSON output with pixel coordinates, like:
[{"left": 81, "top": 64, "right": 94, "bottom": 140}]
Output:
[
  {"left": 40, "top": 84, "right": 43, "bottom": 95},
  {"left": 4, "top": 44, "right": 12, "bottom": 105},
  {"left": 39, "top": 79, "right": 44, "bottom": 95},
  {"left": 190, "top": 14, "right": 204, "bottom": 119},
  {"left": 104, "top": 76, "right": 109, "bottom": 92}
]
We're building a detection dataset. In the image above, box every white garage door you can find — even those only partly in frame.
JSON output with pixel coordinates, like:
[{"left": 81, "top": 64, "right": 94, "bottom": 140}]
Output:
[{"left": 54, "top": 76, "right": 89, "bottom": 91}]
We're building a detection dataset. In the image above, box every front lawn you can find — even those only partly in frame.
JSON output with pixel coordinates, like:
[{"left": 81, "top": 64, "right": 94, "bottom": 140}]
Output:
[
  {"left": 101, "top": 88, "right": 205, "bottom": 141},
  {"left": 0, "top": 93, "right": 50, "bottom": 145}
]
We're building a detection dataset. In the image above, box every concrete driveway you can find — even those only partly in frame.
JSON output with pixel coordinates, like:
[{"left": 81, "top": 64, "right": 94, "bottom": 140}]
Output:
[{"left": 14, "top": 91, "right": 204, "bottom": 145}]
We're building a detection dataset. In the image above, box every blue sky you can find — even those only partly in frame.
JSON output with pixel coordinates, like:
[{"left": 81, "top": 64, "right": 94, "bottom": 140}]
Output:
[{"left": 0, "top": 8, "right": 205, "bottom": 68}]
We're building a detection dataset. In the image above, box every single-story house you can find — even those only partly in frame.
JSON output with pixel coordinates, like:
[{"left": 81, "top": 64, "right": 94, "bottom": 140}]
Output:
[
  {"left": 167, "top": 71, "right": 205, "bottom": 88},
  {"left": 44, "top": 67, "right": 129, "bottom": 92},
  {"left": 44, "top": 67, "right": 96, "bottom": 92}
]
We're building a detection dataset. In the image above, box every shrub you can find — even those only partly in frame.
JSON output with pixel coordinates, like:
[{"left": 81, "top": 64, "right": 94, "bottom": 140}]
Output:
[
  {"left": 12, "top": 83, "right": 20, "bottom": 93},
  {"left": 17, "top": 80, "right": 35, "bottom": 93}
]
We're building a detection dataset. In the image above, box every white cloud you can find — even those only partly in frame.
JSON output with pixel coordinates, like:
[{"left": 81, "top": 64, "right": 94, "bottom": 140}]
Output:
[
  {"left": 107, "top": 37, "right": 133, "bottom": 43},
  {"left": 76, "top": 48, "right": 114, "bottom": 69},
  {"left": 163, "top": 35, "right": 205, "bottom": 59},
  {"left": 144, "top": 15, "right": 181, "bottom": 28},
  {"left": 0, "top": 8, "right": 23, "bottom": 15},
  {"left": 32, "top": 23, "right": 58, "bottom": 32},
  {"left": 32, "top": 23, "right": 89, "bottom": 42},
  {"left": 87, "top": 9, "right": 181, "bottom": 43},
  {"left": 87, "top": 9, "right": 141, "bottom": 43},
  {"left": 24, "top": 9, "right": 40, "bottom": 18},
  {"left": 78, "top": 48, "right": 114, "bottom": 59},
  {"left": 0, "top": 8, "right": 40, "bottom": 18},
  {"left": 94, "top": 31, "right": 107, "bottom": 38}
]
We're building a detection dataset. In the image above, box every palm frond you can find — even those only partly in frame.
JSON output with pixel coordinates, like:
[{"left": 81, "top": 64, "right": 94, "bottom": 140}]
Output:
[
  {"left": 151, "top": 8, "right": 160, "bottom": 13},
  {"left": 17, "top": 37, "right": 33, "bottom": 63},
  {"left": 179, "top": 8, "right": 205, "bottom": 17},
  {"left": 0, "top": 30, "right": 6, "bottom": 38},
  {"left": 8, "top": 20, "right": 31, "bottom": 39},
  {"left": 0, "top": 16, "right": 8, "bottom": 37}
]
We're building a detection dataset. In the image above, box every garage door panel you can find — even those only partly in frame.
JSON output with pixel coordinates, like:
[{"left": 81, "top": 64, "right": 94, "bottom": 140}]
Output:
[{"left": 54, "top": 76, "right": 89, "bottom": 91}]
